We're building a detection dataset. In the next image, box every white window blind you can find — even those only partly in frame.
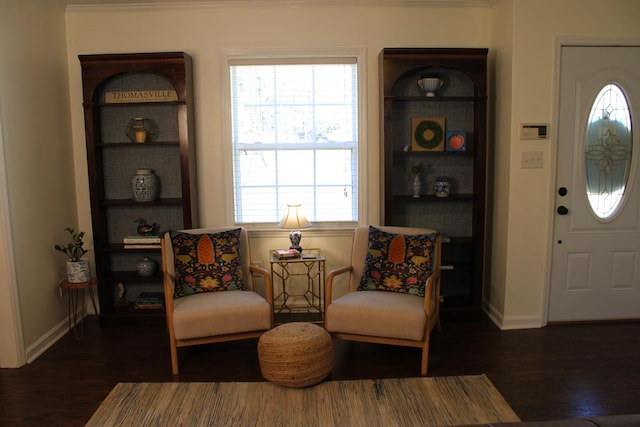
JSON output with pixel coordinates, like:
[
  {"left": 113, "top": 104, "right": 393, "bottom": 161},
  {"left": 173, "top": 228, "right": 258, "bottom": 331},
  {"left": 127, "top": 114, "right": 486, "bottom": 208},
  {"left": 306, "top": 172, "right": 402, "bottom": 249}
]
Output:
[{"left": 230, "top": 59, "right": 359, "bottom": 224}]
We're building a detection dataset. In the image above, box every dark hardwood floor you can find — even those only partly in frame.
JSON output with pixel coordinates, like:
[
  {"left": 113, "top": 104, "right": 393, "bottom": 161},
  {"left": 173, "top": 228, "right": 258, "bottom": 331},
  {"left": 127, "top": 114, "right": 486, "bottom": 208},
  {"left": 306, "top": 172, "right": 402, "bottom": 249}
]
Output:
[{"left": 1, "top": 315, "right": 638, "bottom": 426}]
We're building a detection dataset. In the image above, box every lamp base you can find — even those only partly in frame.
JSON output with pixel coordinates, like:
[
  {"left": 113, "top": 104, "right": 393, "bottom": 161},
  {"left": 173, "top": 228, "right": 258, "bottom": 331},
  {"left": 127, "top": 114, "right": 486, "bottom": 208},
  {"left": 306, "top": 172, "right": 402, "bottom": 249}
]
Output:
[{"left": 289, "top": 230, "right": 303, "bottom": 253}]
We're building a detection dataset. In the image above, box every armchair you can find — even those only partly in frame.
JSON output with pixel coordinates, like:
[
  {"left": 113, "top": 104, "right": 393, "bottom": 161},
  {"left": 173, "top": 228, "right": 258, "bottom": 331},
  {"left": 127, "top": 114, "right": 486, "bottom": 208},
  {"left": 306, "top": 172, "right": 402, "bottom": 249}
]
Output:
[
  {"left": 324, "top": 225, "right": 441, "bottom": 376},
  {"left": 161, "top": 227, "right": 274, "bottom": 374}
]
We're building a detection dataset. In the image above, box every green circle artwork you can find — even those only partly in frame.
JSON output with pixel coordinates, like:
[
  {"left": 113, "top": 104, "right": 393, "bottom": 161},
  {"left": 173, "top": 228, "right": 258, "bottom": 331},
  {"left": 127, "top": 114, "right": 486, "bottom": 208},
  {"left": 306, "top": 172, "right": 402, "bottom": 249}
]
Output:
[{"left": 414, "top": 119, "right": 443, "bottom": 149}]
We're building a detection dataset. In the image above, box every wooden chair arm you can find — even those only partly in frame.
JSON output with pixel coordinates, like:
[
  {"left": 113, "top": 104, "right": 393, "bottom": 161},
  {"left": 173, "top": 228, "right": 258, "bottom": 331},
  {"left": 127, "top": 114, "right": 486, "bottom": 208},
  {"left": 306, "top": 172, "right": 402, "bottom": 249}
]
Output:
[
  {"left": 250, "top": 264, "right": 274, "bottom": 305},
  {"left": 325, "top": 265, "right": 353, "bottom": 313},
  {"left": 422, "top": 268, "right": 441, "bottom": 313}
]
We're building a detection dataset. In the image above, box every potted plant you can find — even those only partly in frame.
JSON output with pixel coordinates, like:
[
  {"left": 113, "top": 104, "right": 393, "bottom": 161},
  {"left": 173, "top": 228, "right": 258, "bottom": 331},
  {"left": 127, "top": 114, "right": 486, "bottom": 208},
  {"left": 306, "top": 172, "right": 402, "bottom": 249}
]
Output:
[
  {"left": 55, "top": 227, "right": 90, "bottom": 283},
  {"left": 410, "top": 163, "right": 425, "bottom": 176}
]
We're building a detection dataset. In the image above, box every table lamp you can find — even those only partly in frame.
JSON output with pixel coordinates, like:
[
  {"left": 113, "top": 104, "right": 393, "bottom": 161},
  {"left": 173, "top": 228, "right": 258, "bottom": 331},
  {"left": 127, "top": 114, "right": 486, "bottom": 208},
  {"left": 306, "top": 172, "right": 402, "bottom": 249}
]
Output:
[{"left": 278, "top": 204, "right": 311, "bottom": 252}]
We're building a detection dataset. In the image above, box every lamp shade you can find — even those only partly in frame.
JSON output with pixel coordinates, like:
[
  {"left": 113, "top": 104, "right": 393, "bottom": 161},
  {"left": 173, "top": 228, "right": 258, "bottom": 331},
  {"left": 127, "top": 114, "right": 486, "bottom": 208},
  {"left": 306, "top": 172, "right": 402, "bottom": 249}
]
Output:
[{"left": 278, "top": 204, "right": 311, "bottom": 230}]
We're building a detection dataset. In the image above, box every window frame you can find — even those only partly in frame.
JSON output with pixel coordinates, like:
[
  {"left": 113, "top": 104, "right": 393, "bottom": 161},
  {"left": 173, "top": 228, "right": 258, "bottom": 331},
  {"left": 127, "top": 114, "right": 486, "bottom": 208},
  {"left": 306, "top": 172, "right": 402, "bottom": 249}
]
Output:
[{"left": 222, "top": 47, "right": 368, "bottom": 229}]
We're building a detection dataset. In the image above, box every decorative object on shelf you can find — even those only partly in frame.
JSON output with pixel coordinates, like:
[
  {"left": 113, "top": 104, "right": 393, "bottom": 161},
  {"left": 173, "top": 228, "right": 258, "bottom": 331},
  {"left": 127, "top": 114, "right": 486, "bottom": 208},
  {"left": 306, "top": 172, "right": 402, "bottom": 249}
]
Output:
[
  {"left": 116, "top": 282, "right": 126, "bottom": 302},
  {"left": 412, "top": 117, "right": 445, "bottom": 152},
  {"left": 410, "top": 163, "right": 425, "bottom": 175},
  {"left": 412, "top": 174, "right": 422, "bottom": 198},
  {"left": 410, "top": 163, "right": 425, "bottom": 198},
  {"left": 434, "top": 176, "right": 451, "bottom": 197},
  {"left": 126, "top": 117, "right": 157, "bottom": 143},
  {"left": 54, "top": 227, "right": 91, "bottom": 283},
  {"left": 134, "top": 217, "right": 160, "bottom": 235},
  {"left": 446, "top": 130, "right": 467, "bottom": 152},
  {"left": 105, "top": 89, "right": 178, "bottom": 104},
  {"left": 278, "top": 204, "right": 312, "bottom": 253},
  {"left": 114, "top": 282, "right": 130, "bottom": 308},
  {"left": 136, "top": 256, "right": 158, "bottom": 277},
  {"left": 417, "top": 75, "right": 444, "bottom": 97},
  {"left": 134, "top": 291, "right": 164, "bottom": 310},
  {"left": 123, "top": 235, "right": 161, "bottom": 244},
  {"left": 131, "top": 169, "right": 160, "bottom": 202}
]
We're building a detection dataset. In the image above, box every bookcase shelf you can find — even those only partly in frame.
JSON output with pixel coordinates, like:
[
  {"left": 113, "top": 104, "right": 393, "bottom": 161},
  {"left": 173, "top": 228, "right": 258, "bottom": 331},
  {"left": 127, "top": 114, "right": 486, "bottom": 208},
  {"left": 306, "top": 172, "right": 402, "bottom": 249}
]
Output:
[
  {"left": 380, "top": 48, "right": 488, "bottom": 319},
  {"left": 79, "top": 52, "right": 198, "bottom": 326}
]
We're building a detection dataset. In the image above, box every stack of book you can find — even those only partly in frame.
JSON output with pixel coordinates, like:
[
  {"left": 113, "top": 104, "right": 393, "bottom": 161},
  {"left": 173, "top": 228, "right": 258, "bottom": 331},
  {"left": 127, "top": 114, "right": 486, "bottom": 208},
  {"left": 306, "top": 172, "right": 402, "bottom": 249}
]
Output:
[
  {"left": 134, "top": 292, "right": 164, "bottom": 310},
  {"left": 273, "top": 248, "right": 301, "bottom": 259},
  {"left": 123, "top": 235, "right": 161, "bottom": 249}
]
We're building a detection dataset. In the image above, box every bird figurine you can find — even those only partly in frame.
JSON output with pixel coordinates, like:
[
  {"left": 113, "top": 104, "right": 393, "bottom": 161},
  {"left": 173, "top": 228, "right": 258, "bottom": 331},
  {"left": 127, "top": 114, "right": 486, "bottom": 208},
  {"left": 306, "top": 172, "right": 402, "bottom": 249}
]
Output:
[{"left": 135, "top": 217, "right": 159, "bottom": 235}]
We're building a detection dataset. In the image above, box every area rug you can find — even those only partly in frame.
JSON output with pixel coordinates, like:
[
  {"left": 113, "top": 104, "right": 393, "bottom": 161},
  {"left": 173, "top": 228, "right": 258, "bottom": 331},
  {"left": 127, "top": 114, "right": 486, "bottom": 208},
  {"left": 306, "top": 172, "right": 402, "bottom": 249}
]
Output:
[{"left": 86, "top": 374, "right": 519, "bottom": 426}]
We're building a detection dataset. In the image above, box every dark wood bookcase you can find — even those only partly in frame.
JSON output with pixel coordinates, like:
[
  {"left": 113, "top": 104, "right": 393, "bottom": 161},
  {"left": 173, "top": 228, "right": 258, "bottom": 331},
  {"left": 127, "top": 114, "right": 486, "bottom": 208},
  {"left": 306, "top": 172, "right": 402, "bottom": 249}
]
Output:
[
  {"left": 380, "top": 48, "right": 488, "bottom": 318},
  {"left": 79, "top": 52, "right": 198, "bottom": 325}
]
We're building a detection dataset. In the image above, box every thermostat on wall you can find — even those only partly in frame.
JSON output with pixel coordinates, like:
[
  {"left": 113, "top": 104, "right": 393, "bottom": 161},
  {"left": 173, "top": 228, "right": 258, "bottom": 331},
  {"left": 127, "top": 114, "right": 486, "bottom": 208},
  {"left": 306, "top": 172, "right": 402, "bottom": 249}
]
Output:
[{"left": 520, "top": 123, "right": 549, "bottom": 140}]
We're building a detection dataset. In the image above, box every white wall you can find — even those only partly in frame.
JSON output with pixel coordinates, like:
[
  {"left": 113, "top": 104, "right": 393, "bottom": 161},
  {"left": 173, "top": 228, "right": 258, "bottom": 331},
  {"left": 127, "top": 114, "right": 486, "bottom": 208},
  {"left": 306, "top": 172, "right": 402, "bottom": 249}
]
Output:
[
  {"left": 63, "top": 0, "right": 640, "bottom": 337},
  {"left": 64, "top": 2, "right": 490, "bottom": 296},
  {"left": 486, "top": 0, "right": 513, "bottom": 324},
  {"left": 0, "top": 0, "right": 76, "bottom": 365},
  {"left": 487, "top": 0, "right": 640, "bottom": 329},
  {"left": 2, "top": 0, "right": 639, "bottom": 366}
]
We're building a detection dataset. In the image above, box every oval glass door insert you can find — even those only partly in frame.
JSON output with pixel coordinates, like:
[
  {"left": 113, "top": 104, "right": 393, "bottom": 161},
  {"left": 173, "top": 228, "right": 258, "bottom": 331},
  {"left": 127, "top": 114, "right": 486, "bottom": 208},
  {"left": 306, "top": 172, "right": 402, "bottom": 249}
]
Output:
[{"left": 584, "top": 83, "right": 633, "bottom": 220}]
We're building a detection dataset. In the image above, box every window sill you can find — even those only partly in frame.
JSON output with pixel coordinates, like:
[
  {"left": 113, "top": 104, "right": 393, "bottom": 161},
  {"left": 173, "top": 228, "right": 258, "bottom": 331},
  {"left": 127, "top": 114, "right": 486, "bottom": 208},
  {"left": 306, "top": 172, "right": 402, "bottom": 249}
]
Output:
[{"left": 245, "top": 224, "right": 359, "bottom": 239}]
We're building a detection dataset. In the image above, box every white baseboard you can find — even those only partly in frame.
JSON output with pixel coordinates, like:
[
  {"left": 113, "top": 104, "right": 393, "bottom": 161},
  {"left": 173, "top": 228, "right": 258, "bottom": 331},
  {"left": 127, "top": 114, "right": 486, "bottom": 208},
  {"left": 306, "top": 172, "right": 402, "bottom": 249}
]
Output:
[
  {"left": 483, "top": 300, "right": 545, "bottom": 330},
  {"left": 26, "top": 318, "right": 68, "bottom": 363},
  {"left": 25, "top": 314, "right": 84, "bottom": 364}
]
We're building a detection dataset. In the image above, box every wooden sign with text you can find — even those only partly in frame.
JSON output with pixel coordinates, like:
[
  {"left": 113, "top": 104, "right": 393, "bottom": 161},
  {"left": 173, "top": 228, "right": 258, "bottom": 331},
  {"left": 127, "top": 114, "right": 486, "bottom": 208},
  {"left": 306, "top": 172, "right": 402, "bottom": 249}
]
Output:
[{"left": 104, "top": 90, "right": 178, "bottom": 103}]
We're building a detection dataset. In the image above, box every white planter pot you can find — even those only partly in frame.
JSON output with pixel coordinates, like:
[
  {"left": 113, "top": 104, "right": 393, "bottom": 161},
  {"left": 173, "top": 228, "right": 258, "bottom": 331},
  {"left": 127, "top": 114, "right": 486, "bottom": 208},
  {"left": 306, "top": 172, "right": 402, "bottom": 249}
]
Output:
[{"left": 67, "top": 260, "right": 91, "bottom": 283}]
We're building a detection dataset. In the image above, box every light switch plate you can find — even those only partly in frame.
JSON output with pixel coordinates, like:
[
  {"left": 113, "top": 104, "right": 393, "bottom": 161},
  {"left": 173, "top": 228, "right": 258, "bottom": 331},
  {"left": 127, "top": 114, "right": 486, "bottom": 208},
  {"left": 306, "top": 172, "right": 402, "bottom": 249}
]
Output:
[{"left": 521, "top": 151, "right": 543, "bottom": 169}]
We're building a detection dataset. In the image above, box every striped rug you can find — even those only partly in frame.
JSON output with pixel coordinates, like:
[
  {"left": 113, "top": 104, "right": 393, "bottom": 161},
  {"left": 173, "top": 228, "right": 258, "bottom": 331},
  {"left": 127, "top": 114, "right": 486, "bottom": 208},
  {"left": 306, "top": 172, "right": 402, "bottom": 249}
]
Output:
[{"left": 86, "top": 374, "right": 519, "bottom": 426}]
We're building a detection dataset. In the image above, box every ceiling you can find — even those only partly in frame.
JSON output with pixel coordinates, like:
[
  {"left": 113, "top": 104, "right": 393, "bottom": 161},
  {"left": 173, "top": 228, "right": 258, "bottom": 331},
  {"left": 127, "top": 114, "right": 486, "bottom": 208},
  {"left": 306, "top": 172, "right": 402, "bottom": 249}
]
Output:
[{"left": 61, "top": 0, "right": 491, "bottom": 6}]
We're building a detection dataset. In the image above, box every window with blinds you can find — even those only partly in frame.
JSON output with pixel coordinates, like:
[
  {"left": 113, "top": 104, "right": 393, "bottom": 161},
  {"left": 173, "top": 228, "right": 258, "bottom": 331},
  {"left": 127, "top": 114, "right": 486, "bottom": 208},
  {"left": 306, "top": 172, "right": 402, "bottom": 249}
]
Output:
[{"left": 229, "top": 58, "right": 359, "bottom": 225}]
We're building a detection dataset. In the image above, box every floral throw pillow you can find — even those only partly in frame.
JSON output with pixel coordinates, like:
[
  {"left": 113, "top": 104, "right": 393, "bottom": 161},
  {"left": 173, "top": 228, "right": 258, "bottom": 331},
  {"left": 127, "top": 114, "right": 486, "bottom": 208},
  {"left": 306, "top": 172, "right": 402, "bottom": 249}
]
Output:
[
  {"left": 170, "top": 229, "right": 246, "bottom": 298},
  {"left": 357, "top": 226, "right": 437, "bottom": 297}
]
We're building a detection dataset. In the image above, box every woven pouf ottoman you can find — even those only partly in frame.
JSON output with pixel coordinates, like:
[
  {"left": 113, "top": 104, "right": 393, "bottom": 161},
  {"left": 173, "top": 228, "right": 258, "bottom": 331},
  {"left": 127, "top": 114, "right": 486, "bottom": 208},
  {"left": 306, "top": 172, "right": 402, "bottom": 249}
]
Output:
[{"left": 258, "top": 322, "right": 334, "bottom": 388}]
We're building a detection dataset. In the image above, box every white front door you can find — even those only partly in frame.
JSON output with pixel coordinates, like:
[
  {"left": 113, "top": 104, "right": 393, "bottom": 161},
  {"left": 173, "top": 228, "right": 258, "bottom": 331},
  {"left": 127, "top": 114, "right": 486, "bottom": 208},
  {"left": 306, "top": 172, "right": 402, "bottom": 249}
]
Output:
[{"left": 548, "top": 45, "right": 640, "bottom": 322}]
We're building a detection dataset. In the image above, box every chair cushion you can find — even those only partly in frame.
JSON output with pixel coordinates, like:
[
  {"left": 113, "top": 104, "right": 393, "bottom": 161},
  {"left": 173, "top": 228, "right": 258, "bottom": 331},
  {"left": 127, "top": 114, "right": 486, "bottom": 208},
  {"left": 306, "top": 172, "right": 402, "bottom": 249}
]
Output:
[
  {"left": 172, "top": 290, "right": 272, "bottom": 340},
  {"left": 357, "top": 226, "right": 437, "bottom": 297},
  {"left": 170, "top": 229, "right": 247, "bottom": 298},
  {"left": 325, "top": 291, "right": 427, "bottom": 341}
]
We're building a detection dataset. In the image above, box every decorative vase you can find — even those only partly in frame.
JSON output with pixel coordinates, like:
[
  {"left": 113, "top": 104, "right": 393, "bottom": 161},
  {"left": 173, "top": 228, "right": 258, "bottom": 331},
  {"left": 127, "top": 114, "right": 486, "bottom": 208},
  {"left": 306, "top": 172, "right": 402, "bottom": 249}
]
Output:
[
  {"left": 412, "top": 174, "right": 422, "bottom": 198},
  {"left": 132, "top": 118, "right": 147, "bottom": 143},
  {"left": 434, "top": 176, "right": 451, "bottom": 197},
  {"left": 136, "top": 256, "right": 157, "bottom": 277},
  {"left": 126, "top": 118, "right": 157, "bottom": 143},
  {"left": 417, "top": 77, "right": 444, "bottom": 97},
  {"left": 67, "top": 260, "right": 91, "bottom": 283},
  {"left": 131, "top": 168, "right": 160, "bottom": 202}
]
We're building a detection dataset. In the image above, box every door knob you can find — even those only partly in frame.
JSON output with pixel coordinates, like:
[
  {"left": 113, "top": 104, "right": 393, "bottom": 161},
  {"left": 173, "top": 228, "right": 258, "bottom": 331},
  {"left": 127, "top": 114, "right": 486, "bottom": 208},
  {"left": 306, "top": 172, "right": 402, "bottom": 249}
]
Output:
[
  {"left": 557, "top": 206, "right": 569, "bottom": 215},
  {"left": 558, "top": 187, "right": 568, "bottom": 196}
]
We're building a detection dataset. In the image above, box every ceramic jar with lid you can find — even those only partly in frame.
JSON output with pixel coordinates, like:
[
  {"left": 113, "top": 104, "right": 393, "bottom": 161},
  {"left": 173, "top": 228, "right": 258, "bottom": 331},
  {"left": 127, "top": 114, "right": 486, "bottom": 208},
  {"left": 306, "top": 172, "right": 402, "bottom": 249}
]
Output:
[
  {"left": 434, "top": 176, "right": 451, "bottom": 197},
  {"left": 131, "top": 168, "right": 159, "bottom": 202},
  {"left": 136, "top": 256, "right": 157, "bottom": 277}
]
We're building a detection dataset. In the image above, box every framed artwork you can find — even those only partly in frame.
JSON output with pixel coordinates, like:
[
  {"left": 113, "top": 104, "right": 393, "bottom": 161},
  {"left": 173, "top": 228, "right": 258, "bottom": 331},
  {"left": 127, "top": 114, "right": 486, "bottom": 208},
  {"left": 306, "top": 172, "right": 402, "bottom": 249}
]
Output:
[
  {"left": 446, "top": 130, "right": 467, "bottom": 152},
  {"left": 411, "top": 117, "right": 445, "bottom": 152}
]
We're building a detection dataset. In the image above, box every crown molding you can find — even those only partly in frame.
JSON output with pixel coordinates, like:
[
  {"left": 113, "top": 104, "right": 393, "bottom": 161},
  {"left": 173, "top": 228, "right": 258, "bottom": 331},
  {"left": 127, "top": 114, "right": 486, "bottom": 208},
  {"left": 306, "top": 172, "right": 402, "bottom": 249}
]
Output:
[{"left": 65, "top": 0, "right": 493, "bottom": 12}]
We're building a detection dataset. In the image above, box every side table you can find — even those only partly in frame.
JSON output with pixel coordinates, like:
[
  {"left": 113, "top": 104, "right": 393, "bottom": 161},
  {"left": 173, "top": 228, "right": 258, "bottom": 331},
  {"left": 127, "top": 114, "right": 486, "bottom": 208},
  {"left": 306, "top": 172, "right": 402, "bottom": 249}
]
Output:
[
  {"left": 58, "top": 277, "right": 99, "bottom": 339},
  {"left": 269, "top": 249, "right": 325, "bottom": 324}
]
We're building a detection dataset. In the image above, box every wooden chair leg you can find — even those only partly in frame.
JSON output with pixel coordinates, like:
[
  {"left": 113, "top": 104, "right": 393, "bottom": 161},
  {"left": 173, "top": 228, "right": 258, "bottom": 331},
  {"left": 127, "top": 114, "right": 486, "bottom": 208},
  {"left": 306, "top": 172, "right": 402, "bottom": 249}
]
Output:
[
  {"left": 170, "top": 341, "right": 179, "bottom": 375},
  {"left": 421, "top": 333, "right": 431, "bottom": 376}
]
